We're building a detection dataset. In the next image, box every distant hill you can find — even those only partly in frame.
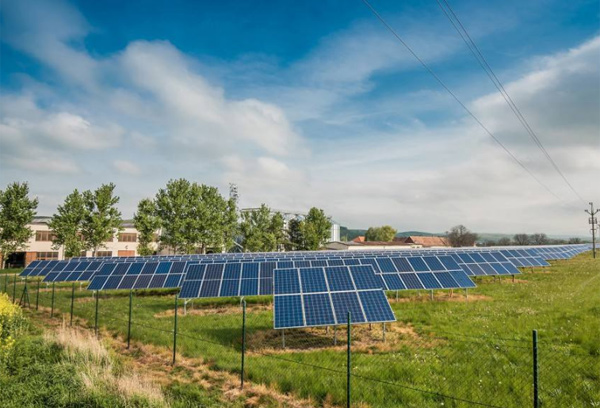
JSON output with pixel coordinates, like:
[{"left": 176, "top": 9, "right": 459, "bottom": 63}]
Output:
[
  {"left": 339, "top": 227, "right": 589, "bottom": 243},
  {"left": 394, "top": 231, "right": 439, "bottom": 238}
]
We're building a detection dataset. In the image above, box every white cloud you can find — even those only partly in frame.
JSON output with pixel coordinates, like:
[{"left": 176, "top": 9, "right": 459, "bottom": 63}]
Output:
[
  {"left": 117, "top": 41, "right": 302, "bottom": 157},
  {"left": 113, "top": 160, "right": 141, "bottom": 176},
  {"left": 0, "top": 0, "right": 597, "bottom": 236}
]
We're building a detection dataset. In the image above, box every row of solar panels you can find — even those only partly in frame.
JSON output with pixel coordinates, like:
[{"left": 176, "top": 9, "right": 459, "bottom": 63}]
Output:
[
  {"left": 22, "top": 252, "right": 512, "bottom": 287},
  {"left": 22, "top": 244, "right": 588, "bottom": 279},
  {"left": 64, "top": 244, "right": 589, "bottom": 263},
  {"left": 17, "top": 245, "right": 590, "bottom": 330}
]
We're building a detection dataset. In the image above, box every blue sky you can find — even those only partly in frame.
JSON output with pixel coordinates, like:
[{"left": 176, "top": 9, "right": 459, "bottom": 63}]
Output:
[{"left": 1, "top": 0, "right": 599, "bottom": 235}]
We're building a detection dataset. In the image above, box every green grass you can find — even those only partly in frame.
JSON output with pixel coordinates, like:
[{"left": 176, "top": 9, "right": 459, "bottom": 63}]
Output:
[{"left": 3, "top": 253, "right": 599, "bottom": 407}]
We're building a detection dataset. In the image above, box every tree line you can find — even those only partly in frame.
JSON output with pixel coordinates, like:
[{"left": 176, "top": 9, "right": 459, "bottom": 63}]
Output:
[{"left": 0, "top": 180, "right": 332, "bottom": 263}]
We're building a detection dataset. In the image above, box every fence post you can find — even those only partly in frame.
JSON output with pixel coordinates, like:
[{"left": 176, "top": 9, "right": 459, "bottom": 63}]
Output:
[
  {"left": 172, "top": 294, "right": 178, "bottom": 365},
  {"left": 241, "top": 300, "right": 246, "bottom": 389},
  {"left": 127, "top": 290, "right": 133, "bottom": 349},
  {"left": 70, "top": 282, "right": 75, "bottom": 326},
  {"left": 35, "top": 279, "right": 40, "bottom": 310},
  {"left": 50, "top": 282, "right": 55, "bottom": 318},
  {"left": 94, "top": 291, "right": 99, "bottom": 337},
  {"left": 533, "top": 330, "right": 539, "bottom": 408},
  {"left": 3, "top": 273, "right": 7, "bottom": 293},
  {"left": 347, "top": 311, "right": 352, "bottom": 408}
]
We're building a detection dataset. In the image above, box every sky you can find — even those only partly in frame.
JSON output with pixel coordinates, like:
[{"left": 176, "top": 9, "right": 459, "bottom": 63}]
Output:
[{"left": 1, "top": 0, "right": 599, "bottom": 236}]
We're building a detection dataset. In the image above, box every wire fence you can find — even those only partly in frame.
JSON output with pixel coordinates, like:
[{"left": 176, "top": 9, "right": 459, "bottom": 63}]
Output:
[{"left": 3, "top": 274, "right": 599, "bottom": 408}]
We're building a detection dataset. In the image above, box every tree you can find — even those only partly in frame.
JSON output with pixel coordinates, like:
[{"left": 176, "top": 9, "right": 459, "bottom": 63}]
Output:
[
  {"left": 365, "top": 225, "right": 397, "bottom": 242},
  {"left": 155, "top": 179, "right": 194, "bottom": 253},
  {"left": 0, "top": 182, "right": 38, "bottom": 265},
  {"left": 530, "top": 233, "right": 548, "bottom": 245},
  {"left": 133, "top": 198, "right": 159, "bottom": 256},
  {"left": 154, "top": 179, "right": 236, "bottom": 254},
  {"left": 303, "top": 207, "right": 332, "bottom": 250},
  {"left": 286, "top": 218, "right": 305, "bottom": 250},
  {"left": 447, "top": 225, "right": 478, "bottom": 247},
  {"left": 513, "top": 234, "right": 530, "bottom": 246},
  {"left": 81, "top": 183, "right": 123, "bottom": 256},
  {"left": 568, "top": 237, "right": 583, "bottom": 244},
  {"left": 48, "top": 189, "right": 86, "bottom": 258},
  {"left": 240, "top": 204, "right": 284, "bottom": 252},
  {"left": 497, "top": 237, "right": 512, "bottom": 246}
]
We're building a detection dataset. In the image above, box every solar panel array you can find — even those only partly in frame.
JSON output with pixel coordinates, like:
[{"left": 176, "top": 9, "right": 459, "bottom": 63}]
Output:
[
  {"left": 448, "top": 252, "right": 520, "bottom": 276},
  {"left": 179, "top": 262, "right": 274, "bottom": 298},
  {"left": 357, "top": 255, "right": 476, "bottom": 290},
  {"left": 87, "top": 261, "right": 187, "bottom": 291},
  {"left": 273, "top": 265, "right": 396, "bottom": 329}
]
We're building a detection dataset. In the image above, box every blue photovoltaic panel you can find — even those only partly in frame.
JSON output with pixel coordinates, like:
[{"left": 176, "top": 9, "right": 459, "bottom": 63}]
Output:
[
  {"left": 303, "top": 293, "right": 336, "bottom": 326},
  {"left": 274, "top": 295, "right": 304, "bottom": 329},
  {"left": 275, "top": 269, "right": 301, "bottom": 295},
  {"left": 86, "top": 262, "right": 185, "bottom": 291},
  {"left": 358, "top": 291, "right": 396, "bottom": 322},
  {"left": 325, "top": 267, "right": 354, "bottom": 291},
  {"left": 273, "top": 266, "right": 396, "bottom": 329},
  {"left": 331, "top": 292, "right": 366, "bottom": 324},
  {"left": 300, "top": 268, "right": 328, "bottom": 293},
  {"left": 240, "top": 279, "right": 258, "bottom": 296}
]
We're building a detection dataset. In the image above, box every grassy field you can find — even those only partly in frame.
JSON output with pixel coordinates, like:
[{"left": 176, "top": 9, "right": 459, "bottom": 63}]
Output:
[{"left": 2, "top": 253, "right": 599, "bottom": 407}]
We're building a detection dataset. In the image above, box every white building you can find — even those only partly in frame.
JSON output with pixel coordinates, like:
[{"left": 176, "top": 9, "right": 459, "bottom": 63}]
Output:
[{"left": 4, "top": 217, "right": 148, "bottom": 268}]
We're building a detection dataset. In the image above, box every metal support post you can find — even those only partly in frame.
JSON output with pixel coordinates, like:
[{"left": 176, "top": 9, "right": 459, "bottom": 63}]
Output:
[
  {"left": 127, "top": 290, "right": 133, "bottom": 349},
  {"left": 70, "top": 283, "right": 75, "bottom": 326},
  {"left": 334, "top": 326, "right": 338, "bottom": 346},
  {"left": 382, "top": 322, "right": 386, "bottom": 343},
  {"left": 533, "top": 330, "right": 539, "bottom": 408},
  {"left": 241, "top": 300, "right": 246, "bottom": 389},
  {"left": 282, "top": 329, "right": 285, "bottom": 349},
  {"left": 94, "top": 291, "right": 99, "bottom": 337},
  {"left": 35, "top": 279, "right": 40, "bottom": 310},
  {"left": 50, "top": 282, "right": 55, "bottom": 318},
  {"left": 465, "top": 288, "right": 468, "bottom": 300},
  {"left": 172, "top": 294, "right": 178, "bottom": 365},
  {"left": 347, "top": 312, "right": 352, "bottom": 408},
  {"left": 430, "top": 290, "right": 434, "bottom": 301}
]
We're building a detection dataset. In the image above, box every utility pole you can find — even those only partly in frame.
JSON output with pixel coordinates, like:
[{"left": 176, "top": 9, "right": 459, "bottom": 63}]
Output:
[{"left": 585, "top": 202, "right": 599, "bottom": 259}]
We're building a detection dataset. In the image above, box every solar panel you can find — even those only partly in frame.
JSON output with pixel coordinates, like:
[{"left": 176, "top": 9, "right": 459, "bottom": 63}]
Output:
[
  {"left": 273, "top": 265, "right": 395, "bottom": 329},
  {"left": 86, "top": 261, "right": 184, "bottom": 291},
  {"left": 354, "top": 255, "right": 475, "bottom": 290}
]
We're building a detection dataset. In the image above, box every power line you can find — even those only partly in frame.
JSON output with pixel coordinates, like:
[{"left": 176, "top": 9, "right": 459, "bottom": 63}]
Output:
[
  {"left": 435, "top": 0, "right": 586, "bottom": 204},
  {"left": 360, "top": 0, "right": 570, "bottom": 204}
]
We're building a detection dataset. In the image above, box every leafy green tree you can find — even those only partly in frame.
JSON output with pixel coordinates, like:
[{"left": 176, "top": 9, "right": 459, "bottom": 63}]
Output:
[
  {"left": 303, "top": 207, "right": 332, "bottom": 250},
  {"left": 221, "top": 198, "right": 239, "bottom": 251},
  {"left": 286, "top": 218, "right": 305, "bottom": 250},
  {"left": 447, "top": 225, "right": 478, "bottom": 247},
  {"left": 0, "top": 182, "right": 38, "bottom": 265},
  {"left": 365, "top": 225, "right": 397, "bottom": 241},
  {"left": 48, "top": 189, "right": 86, "bottom": 258},
  {"left": 81, "top": 183, "right": 123, "bottom": 256},
  {"left": 240, "top": 204, "right": 284, "bottom": 252},
  {"left": 193, "top": 185, "right": 238, "bottom": 253},
  {"left": 568, "top": 237, "right": 582, "bottom": 244},
  {"left": 154, "top": 179, "right": 236, "bottom": 254},
  {"left": 513, "top": 233, "right": 530, "bottom": 246},
  {"left": 133, "top": 198, "right": 159, "bottom": 256},
  {"left": 155, "top": 179, "right": 193, "bottom": 253}
]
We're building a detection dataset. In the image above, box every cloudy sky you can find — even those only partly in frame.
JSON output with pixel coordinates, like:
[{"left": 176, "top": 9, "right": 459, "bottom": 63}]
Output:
[{"left": 1, "top": 0, "right": 599, "bottom": 236}]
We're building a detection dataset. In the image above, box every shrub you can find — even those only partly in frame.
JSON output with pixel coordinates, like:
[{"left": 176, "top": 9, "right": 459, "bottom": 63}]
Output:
[{"left": 0, "top": 293, "right": 26, "bottom": 365}]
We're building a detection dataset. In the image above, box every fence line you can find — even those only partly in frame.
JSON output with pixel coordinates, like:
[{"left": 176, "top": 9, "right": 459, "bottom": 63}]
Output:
[{"left": 3, "top": 277, "right": 597, "bottom": 408}]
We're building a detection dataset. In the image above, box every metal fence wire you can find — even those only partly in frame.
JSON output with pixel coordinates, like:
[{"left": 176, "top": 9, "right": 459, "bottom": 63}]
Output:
[{"left": 4, "top": 278, "right": 599, "bottom": 408}]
